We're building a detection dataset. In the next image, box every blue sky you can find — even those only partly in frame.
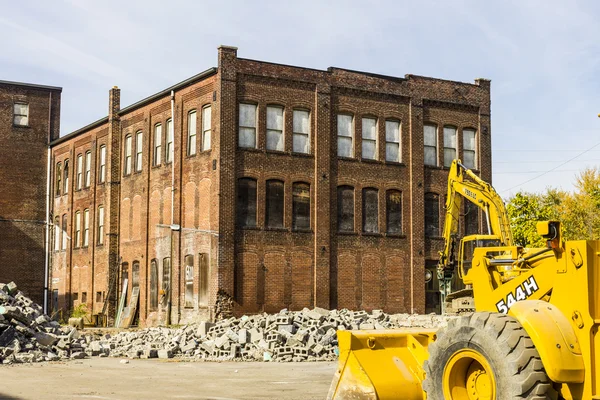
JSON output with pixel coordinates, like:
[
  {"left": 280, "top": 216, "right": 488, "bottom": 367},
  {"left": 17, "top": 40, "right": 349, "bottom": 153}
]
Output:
[{"left": 2, "top": 0, "right": 599, "bottom": 197}]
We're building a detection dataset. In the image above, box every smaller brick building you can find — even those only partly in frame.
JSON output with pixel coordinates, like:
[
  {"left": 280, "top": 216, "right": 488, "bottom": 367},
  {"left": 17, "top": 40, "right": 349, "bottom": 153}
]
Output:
[
  {"left": 0, "top": 80, "right": 61, "bottom": 306},
  {"left": 49, "top": 46, "right": 491, "bottom": 326}
]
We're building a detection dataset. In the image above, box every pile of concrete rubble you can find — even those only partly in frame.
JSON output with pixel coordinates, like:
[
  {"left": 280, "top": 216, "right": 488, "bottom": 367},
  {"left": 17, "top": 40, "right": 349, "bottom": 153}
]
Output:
[{"left": 0, "top": 282, "right": 450, "bottom": 364}]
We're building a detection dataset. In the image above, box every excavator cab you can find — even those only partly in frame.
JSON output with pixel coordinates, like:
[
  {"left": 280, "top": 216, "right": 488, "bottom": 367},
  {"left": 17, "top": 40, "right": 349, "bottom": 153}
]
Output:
[{"left": 458, "top": 235, "right": 502, "bottom": 277}]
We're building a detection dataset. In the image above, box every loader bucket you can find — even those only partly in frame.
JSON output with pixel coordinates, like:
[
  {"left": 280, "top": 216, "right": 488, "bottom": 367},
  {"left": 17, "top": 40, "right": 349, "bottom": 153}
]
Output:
[{"left": 327, "top": 328, "right": 436, "bottom": 400}]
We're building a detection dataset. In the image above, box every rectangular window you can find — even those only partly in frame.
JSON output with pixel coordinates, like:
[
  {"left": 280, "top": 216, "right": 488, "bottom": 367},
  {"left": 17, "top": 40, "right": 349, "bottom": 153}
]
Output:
[
  {"left": 74, "top": 211, "right": 81, "bottom": 248},
  {"left": 385, "top": 120, "right": 401, "bottom": 162},
  {"left": 84, "top": 151, "right": 91, "bottom": 187},
  {"left": 56, "top": 162, "right": 62, "bottom": 196},
  {"left": 292, "top": 182, "right": 310, "bottom": 230},
  {"left": 61, "top": 214, "right": 68, "bottom": 250},
  {"left": 266, "top": 180, "right": 284, "bottom": 228},
  {"left": 337, "top": 114, "right": 353, "bottom": 158},
  {"left": 184, "top": 255, "right": 194, "bottom": 308},
  {"left": 150, "top": 259, "right": 158, "bottom": 310},
  {"left": 239, "top": 104, "right": 257, "bottom": 148},
  {"left": 463, "top": 129, "right": 477, "bottom": 169},
  {"left": 135, "top": 131, "right": 143, "bottom": 172},
  {"left": 337, "top": 186, "right": 354, "bottom": 232},
  {"left": 292, "top": 109, "right": 310, "bottom": 154},
  {"left": 76, "top": 154, "right": 83, "bottom": 190},
  {"left": 99, "top": 146, "right": 106, "bottom": 183},
  {"left": 425, "top": 193, "right": 440, "bottom": 237},
  {"left": 81, "top": 292, "right": 87, "bottom": 303},
  {"left": 188, "top": 110, "right": 197, "bottom": 155},
  {"left": 154, "top": 124, "right": 162, "bottom": 166},
  {"left": 13, "top": 103, "right": 28, "bottom": 126},
  {"left": 97, "top": 206, "right": 104, "bottom": 245},
  {"left": 362, "top": 188, "right": 379, "bottom": 233},
  {"left": 124, "top": 135, "right": 132, "bottom": 175},
  {"left": 202, "top": 106, "right": 211, "bottom": 151},
  {"left": 63, "top": 160, "right": 69, "bottom": 194},
  {"left": 54, "top": 216, "right": 60, "bottom": 251},
  {"left": 424, "top": 124, "right": 437, "bottom": 166},
  {"left": 266, "top": 106, "right": 284, "bottom": 151},
  {"left": 236, "top": 178, "right": 257, "bottom": 228},
  {"left": 83, "top": 209, "right": 89, "bottom": 247},
  {"left": 386, "top": 190, "right": 402, "bottom": 234},
  {"left": 166, "top": 119, "right": 174, "bottom": 163},
  {"left": 362, "top": 117, "right": 377, "bottom": 160},
  {"left": 96, "top": 291, "right": 102, "bottom": 303},
  {"left": 443, "top": 126, "right": 457, "bottom": 167}
]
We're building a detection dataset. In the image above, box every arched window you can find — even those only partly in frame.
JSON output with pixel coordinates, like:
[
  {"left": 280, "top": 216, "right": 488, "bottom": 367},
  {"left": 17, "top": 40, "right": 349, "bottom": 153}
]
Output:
[
  {"left": 97, "top": 205, "right": 104, "bottom": 245},
  {"left": 84, "top": 151, "right": 91, "bottom": 186},
  {"left": 463, "top": 128, "right": 477, "bottom": 169},
  {"left": 124, "top": 135, "right": 132, "bottom": 175},
  {"left": 187, "top": 110, "right": 197, "bottom": 156},
  {"left": 362, "top": 188, "right": 379, "bottom": 233},
  {"left": 292, "top": 182, "right": 310, "bottom": 230},
  {"left": 54, "top": 216, "right": 60, "bottom": 251},
  {"left": 425, "top": 193, "right": 440, "bottom": 237},
  {"left": 149, "top": 259, "right": 158, "bottom": 310},
  {"left": 184, "top": 255, "right": 194, "bottom": 308},
  {"left": 239, "top": 103, "right": 257, "bottom": 148},
  {"left": 55, "top": 162, "right": 61, "bottom": 196},
  {"left": 74, "top": 211, "right": 81, "bottom": 248},
  {"left": 83, "top": 209, "right": 89, "bottom": 247},
  {"left": 266, "top": 180, "right": 284, "bottom": 228},
  {"left": 153, "top": 124, "right": 162, "bottom": 166},
  {"left": 424, "top": 124, "right": 438, "bottom": 166},
  {"left": 337, "top": 114, "right": 354, "bottom": 158},
  {"left": 76, "top": 154, "right": 83, "bottom": 190},
  {"left": 385, "top": 119, "right": 401, "bottom": 162},
  {"left": 63, "top": 160, "right": 69, "bottom": 194},
  {"left": 237, "top": 178, "right": 257, "bottom": 228},
  {"left": 292, "top": 109, "right": 310, "bottom": 154},
  {"left": 362, "top": 117, "right": 377, "bottom": 160},
  {"left": 337, "top": 186, "right": 354, "bottom": 232},
  {"left": 386, "top": 190, "right": 402, "bottom": 234},
  {"left": 166, "top": 118, "right": 174, "bottom": 164},
  {"left": 135, "top": 131, "right": 143, "bottom": 172},
  {"left": 98, "top": 145, "right": 106, "bottom": 183},
  {"left": 61, "top": 214, "right": 68, "bottom": 250},
  {"left": 443, "top": 125, "right": 457, "bottom": 167},
  {"left": 202, "top": 106, "right": 212, "bottom": 151},
  {"left": 266, "top": 105, "right": 284, "bottom": 151}
]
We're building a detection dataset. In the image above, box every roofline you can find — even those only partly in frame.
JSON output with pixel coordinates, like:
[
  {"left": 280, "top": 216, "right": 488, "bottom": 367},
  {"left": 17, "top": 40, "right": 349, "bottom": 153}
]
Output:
[
  {"left": 0, "top": 79, "right": 62, "bottom": 92},
  {"left": 328, "top": 67, "right": 407, "bottom": 83},
  {"left": 51, "top": 67, "right": 217, "bottom": 147}
]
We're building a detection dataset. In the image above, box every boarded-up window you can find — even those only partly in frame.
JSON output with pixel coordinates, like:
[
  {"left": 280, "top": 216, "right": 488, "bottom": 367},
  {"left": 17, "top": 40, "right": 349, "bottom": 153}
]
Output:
[
  {"left": 154, "top": 124, "right": 162, "bottom": 166},
  {"left": 63, "top": 160, "right": 69, "bottom": 193},
  {"left": 135, "top": 131, "right": 143, "bottom": 172},
  {"left": 83, "top": 209, "right": 89, "bottom": 247},
  {"left": 150, "top": 259, "right": 158, "bottom": 310},
  {"left": 362, "top": 117, "right": 377, "bottom": 160},
  {"left": 76, "top": 154, "right": 83, "bottom": 190},
  {"left": 202, "top": 106, "right": 212, "bottom": 151},
  {"left": 56, "top": 162, "right": 61, "bottom": 196},
  {"left": 97, "top": 205, "right": 104, "bottom": 245},
  {"left": 61, "top": 214, "right": 67, "bottom": 250},
  {"left": 386, "top": 120, "right": 400, "bottom": 162},
  {"left": 424, "top": 124, "right": 437, "bottom": 166},
  {"left": 463, "top": 128, "right": 477, "bottom": 169},
  {"left": 124, "top": 135, "right": 132, "bottom": 175},
  {"left": 199, "top": 253, "right": 209, "bottom": 307},
  {"left": 188, "top": 110, "right": 197, "bottom": 155},
  {"left": 292, "top": 109, "right": 310, "bottom": 153},
  {"left": 425, "top": 193, "right": 440, "bottom": 237},
  {"left": 239, "top": 103, "right": 257, "bottom": 148},
  {"left": 386, "top": 190, "right": 402, "bottom": 234},
  {"left": 465, "top": 201, "right": 479, "bottom": 235},
  {"left": 362, "top": 188, "right": 379, "bottom": 233},
  {"left": 74, "top": 211, "right": 81, "bottom": 248},
  {"left": 166, "top": 119, "right": 174, "bottom": 164},
  {"left": 237, "top": 178, "right": 257, "bottom": 228},
  {"left": 162, "top": 257, "right": 171, "bottom": 295},
  {"left": 292, "top": 182, "right": 310, "bottom": 230},
  {"left": 85, "top": 151, "right": 91, "bottom": 186},
  {"left": 266, "top": 106, "right": 284, "bottom": 151},
  {"left": 443, "top": 126, "right": 457, "bottom": 167},
  {"left": 337, "top": 186, "right": 354, "bottom": 232},
  {"left": 120, "top": 263, "right": 129, "bottom": 304},
  {"left": 184, "top": 255, "right": 194, "bottom": 308},
  {"left": 132, "top": 261, "right": 140, "bottom": 288},
  {"left": 99, "top": 145, "right": 106, "bottom": 183},
  {"left": 337, "top": 114, "right": 353, "bottom": 158},
  {"left": 266, "top": 180, "right": 284, "bottom": 228}
]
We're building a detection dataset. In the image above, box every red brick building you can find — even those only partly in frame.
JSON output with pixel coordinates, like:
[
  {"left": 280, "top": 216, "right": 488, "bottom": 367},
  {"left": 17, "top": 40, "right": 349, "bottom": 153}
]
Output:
[
  {"left": 0, "top": 80, "right": 61, "bottom": 307},
  {"left": 49, "top": 46, "right": 491, "bottom": 326}
]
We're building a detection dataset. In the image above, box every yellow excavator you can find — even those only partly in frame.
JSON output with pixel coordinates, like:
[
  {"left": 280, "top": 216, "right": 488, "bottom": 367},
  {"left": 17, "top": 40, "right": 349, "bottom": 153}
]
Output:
[{"left": 328, "top": 159, "right": 597, "bottom": 400}]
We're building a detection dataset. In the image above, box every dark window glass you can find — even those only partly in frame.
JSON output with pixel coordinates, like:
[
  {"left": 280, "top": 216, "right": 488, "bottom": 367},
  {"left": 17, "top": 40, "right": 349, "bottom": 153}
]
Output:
[
  {"left": 465, "top": 201, "right": 479, "bottom": 236},
  {"left": 150, "top": 259, "right": 158, "bottom": 310},
  {"left": 337, "top": 186, "right": 354, "bottom": 232},
  {"left": 362, "top": 188, "right": 379, "bottom": 233},
  {"left": 266, "top": 180, "right": 284, "bottom": 228},
  {"left": 425, "top": 193, "right": 440, "bottom": 237},
  {"left": 185, "top": 255, "right": 194, "bottom": 308},
  {"left": 292, "top": 182, "right": 310, "bottom": 230},
  {"left": 237, "top": 178, "right": 257, "bottom": 228},
  {"left": 386, "top": 190, "right": 402, "bottom": 234},
  {"left": 56, "top": 162, "right": 61, "bottom": 196}
]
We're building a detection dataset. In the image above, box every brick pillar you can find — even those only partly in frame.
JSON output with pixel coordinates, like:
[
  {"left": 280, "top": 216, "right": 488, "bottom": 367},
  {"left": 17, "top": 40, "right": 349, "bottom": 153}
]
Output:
[
  {"left": 314, "top": 83, "right": 332, "bottom": 309},
  {"left": 106, "top": 86, "right": 121, "bottom": 325},
  {"left": 475, "top": 78, "right": 492, "bottom": 184},
  {"left": 409, "top": 97, "right": 425, "bottom": 314}
]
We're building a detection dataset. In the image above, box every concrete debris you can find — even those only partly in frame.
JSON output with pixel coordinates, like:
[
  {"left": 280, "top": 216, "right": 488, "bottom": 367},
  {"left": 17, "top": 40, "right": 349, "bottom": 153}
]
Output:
[{"left": 0, "top": 281, "right": 452, "bottom": 364}]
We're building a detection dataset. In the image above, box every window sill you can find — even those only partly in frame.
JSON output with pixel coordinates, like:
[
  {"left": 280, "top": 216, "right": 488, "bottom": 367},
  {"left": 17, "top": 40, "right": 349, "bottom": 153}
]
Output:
[
  {"left": 362, "top": 232, "right": 383, "bottom": 237},
  {"left": 386, "top": 233, "right": 406, "bottom": 238},
  {"left": 12, "top": 124, "right": 31, "bottom": 129},
  {"left": 292, "top": 228, "right": 313, "bottom": 233},
  {"left": 291, "top": 152, "right": 313, "bottom": 158},
  {"left": 152, "top": 164, "right": 162, "bottom": 169},
  {"left": 385, "top": 161, "right": 406, "bottom": 167},
  {"left": 265, "top": 149, "right": 286, "bottom": 155},
  {"left": 337, "top": 231, "right": 358, "bottom": 236},
  {"left": 265, "top": 227, "right": 288, "bottom": 232},
  {"left": 238, "top": 225, "right": 261, "bottom": 231},
  {"left": 199, "top": 149, "right": 212, "bottom": 154},
  {"left": 96, "top": 243, "right": 104, "bottom": 248},
  {"left": 238, "top": 147, "right": 261, "bottom": 153}
]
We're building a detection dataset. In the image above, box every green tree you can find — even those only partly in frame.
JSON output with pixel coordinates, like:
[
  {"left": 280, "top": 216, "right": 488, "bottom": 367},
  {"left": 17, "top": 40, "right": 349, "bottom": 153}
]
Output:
[{"left": 506, "top": 191, "right": 560, "bottom": 247}]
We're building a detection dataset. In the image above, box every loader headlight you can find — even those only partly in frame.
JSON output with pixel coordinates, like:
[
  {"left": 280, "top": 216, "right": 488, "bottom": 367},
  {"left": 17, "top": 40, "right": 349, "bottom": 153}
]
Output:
[{"left": 425, "top": 269, "right": 433, "bottom": 283}]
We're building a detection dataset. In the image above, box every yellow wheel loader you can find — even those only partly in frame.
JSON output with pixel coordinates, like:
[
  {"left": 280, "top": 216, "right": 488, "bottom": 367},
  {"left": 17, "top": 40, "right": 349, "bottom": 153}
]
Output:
[{"left": 328, "top": 160, "right": 595, "bottom": 400}]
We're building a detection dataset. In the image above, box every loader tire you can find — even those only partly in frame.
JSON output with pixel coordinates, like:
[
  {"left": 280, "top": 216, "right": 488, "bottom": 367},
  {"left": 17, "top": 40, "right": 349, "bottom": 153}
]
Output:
[{"left": 423, "top": 312, "right": 557, "bottom": 400}]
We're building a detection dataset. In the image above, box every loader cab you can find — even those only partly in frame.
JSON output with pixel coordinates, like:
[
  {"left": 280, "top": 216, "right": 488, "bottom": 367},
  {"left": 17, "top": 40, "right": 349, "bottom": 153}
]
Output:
[{"left": 459, "top": 235, "right": 503, "bottom": 277}]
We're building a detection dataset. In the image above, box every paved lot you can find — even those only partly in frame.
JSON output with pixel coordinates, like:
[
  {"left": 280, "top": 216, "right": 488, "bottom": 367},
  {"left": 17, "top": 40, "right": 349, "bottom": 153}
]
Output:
[{"left": 0, "top": 359, "right": 337, "bottom": 400}]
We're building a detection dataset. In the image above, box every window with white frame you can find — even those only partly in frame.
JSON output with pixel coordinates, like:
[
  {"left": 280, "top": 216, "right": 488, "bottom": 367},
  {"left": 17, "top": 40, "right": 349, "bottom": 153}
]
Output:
[
  {"left": 266, "top": 106, "right": 284, "bottom": 151},
  {"left": 424, "top": 124, "right": 438, "bottom": 166},
  {"left": 202, "top": 106, "right": 211, "bottom": 151},
  {"left": 74, "top": 211, "right": 81, "bottom": 248},
  {"left": 83, "top": 209, "right": 89, "bottom": 247},
  {"left": 13, "top": 103, "right": 28, "bottom": 126},
  {"left": 97, "top": 205, "right": 104, "bottom": 245},
  {"left": 54, "top": 216, "right": 60, "bottom": 251},
  {"left": 443, "top": 126, "right": 457, "bottom": 167},
  {"left": 463, "top": 128, "right": 477, "bottom": 169},
  {"left": 61, "top": 214, "right": 68, "bottom": 250},
  {"left": 362, "top": 117, "right": 377, "bottom": 160},
  {"left": 63, "top": 160, "right": 69, "bottom": 194},
  {"left": 154, "top": 124, "right": 162, "bottom": 166},
  {"left": 84, "top": 151, "right": 91, "bottom": 187},
  {"left": 385, "top": 120, "right": 401, "bottom": 162},
  {"left": 135, "top": 131, "right": 143, "bottom": 172},
  {"left": 55, "top": 162, "right": 62, "bottom": 196},
  {"left": 239, "top": 103, "right": 257, "bottom": 148},
  {"left": 124, "top": 135, "right": 132, "bottom": 175},
  {"left": 166, "top": 119, "right": 173, "bottom": 164},
  {"left": 98, "top": 146, "right": 106, "bottom": 183},
  {"left": 292, "top": 109, "right": 310, "bottom": 154},
  {"left": 187, "top": 110, "right": 197, "bottom": 156},
  {"left": 337, "top": 114, "right": 353, "bottom": 158},
  {"left": 76, "top": 154, "right": 83, "bottom": 190}
]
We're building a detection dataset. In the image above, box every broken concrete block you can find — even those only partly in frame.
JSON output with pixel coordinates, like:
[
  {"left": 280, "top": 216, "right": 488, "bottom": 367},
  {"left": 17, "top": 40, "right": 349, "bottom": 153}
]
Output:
[{"left": 157, "top": 349, "right": 173, "bottom": 359}]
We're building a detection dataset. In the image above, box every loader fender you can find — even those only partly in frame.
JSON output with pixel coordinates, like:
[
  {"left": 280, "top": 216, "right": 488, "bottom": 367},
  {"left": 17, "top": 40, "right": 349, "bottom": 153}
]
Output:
[{"left": 508, "top": 299, "right": 584, "bottom": 383}]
